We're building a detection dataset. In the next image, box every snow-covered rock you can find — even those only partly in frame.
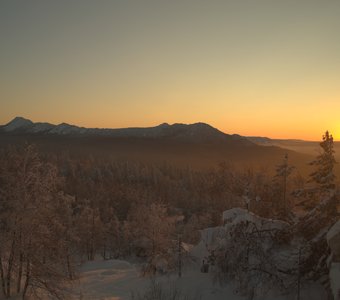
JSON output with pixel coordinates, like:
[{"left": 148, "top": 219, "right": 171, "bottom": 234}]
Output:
[
  {"left": 330, "top": 263, "right": 340, "bottom": 300},
  {"left": 327, "top": 221, "right": 340, "bottom": 299},
  {"left": 327, "top": 220, "right": 340, "bottom": 261},
  {"left": 222, "top": 207, "right": 289, "bottom": 231},
  {"left": 192, "top": 208, "right": 289, "bottom": 262},
  {"left": 191, "top": 226, "right": 225, "bottom": 259}
]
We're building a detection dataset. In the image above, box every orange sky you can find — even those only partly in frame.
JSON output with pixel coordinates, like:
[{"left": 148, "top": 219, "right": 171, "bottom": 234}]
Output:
[{"left": 1, "top": 1, "right": 340, "bottom": 140}]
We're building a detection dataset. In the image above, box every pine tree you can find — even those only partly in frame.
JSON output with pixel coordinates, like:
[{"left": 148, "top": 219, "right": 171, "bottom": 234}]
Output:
[{"left": 309, "top": 131, "right": 336, "bottom": 190}]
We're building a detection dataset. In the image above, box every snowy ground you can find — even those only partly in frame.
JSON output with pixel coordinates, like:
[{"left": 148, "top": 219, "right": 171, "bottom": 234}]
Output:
[
  {"left": 65, "top": 208, "right": 329, "bottom": 299},
  {"left": 67, "top": 258, "right": 327, "bottom": 300},
  {"left": 70, "top": 259, "right": 244, "bottom": 300}
]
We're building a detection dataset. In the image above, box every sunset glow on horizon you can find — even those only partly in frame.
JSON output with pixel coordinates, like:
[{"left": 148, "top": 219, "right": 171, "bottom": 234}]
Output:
[{"left": 1, "top": 0, "right": 340, "bottom": 141}]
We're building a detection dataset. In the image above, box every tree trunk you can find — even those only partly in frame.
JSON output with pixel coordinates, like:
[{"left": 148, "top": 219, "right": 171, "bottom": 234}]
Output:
[
  {"left": 66, "top": 254, "right": 73, "bottom": 280},
  {"left": 6, "top": 237, "right": 16, "bottom": 298},
  {"left": 283, "top": 171, "right": 287, "bottom": 216},
  {"left": 22, "top": 259, "right": 30, "bottom": 300},
  {"left": 297, "top": 247, "right": 301, "bottom": 300},
  {"left": 91, "top": 211, "right": 95, "bottom": 260},
  {"left": 0, "top": 255, "right": 7, "bottom": 298},
  {"left": 17, "top": 252, "right": 24, "bottom": 293},
  {"left": 178, "top": 235, "right": 182, "bottom": 278},
  {"left": 103, "top": 243, "right": 106, "bottom": 260}
]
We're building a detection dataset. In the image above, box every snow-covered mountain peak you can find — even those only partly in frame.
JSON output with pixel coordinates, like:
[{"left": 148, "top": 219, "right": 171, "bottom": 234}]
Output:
[
  {"left": 157, "top": 122, "right": 170, "bottom": 128},
  {"left": 3, "top": 116, "right": 33, "bottom": 132}
]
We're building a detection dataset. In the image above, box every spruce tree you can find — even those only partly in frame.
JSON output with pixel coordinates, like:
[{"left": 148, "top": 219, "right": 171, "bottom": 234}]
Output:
[
  {"left": 309, "top": 131, "right": 336, "bottom": 190},
  {"left": 274, "top": 153, "right": 294, "bottom": 216}
]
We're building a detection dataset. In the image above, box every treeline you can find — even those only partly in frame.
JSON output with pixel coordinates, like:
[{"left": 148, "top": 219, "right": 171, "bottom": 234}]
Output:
[
  {"left": 53, "top": 152, "right": 307, "bottom": 222},
  {"left": 0, "top": 131, "right": 336, "bottom": 299}
]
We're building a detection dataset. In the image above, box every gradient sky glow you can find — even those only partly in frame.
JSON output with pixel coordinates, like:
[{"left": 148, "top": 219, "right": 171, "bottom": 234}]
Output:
[{"left": 1, "top": 0, "right": 340, "bottom": 140}]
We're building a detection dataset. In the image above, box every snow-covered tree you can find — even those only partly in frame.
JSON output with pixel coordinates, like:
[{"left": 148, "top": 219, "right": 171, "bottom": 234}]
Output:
[
  {"left": 0, "top": 145, "right": 74, "bottom": 299},
  {"left": 309, "top": 131, "right": 336, "bottom": 191},
  {"left": 214, "top": 219, "right": 293, "bottom": 297},
  {"left": 75, "top": 205, "right": 104, "bottom": 261},
  {"left": 126, "top": 203, "right": 176, "bottom": 274}
]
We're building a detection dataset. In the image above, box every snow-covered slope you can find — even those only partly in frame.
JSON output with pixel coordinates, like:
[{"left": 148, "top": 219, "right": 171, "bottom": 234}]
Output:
[
  {"left": 30, "top": 122, "right": 55, "bottom": 133},
  {"left": 49, "top": 208, "right": 330, "bottom": 300},
  {"left": 67, "top": 257, "right": 326, "bottom": 300},
  {"left": 70, "top": 259, "right": 243, "bottom": 300}
]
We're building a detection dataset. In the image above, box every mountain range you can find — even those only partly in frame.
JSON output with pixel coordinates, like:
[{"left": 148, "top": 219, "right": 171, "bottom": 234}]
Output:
[
  {"left": 0, "top": 117, "right": 317, "bottom": 173},
  {"left": 1, "top": 116, "right": 252, "bottom": 144}
]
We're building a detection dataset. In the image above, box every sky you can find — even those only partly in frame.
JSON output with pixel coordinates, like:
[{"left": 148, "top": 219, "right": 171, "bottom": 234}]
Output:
[{"left": 1, "top": 0, "right": 340, "bottom": 140}]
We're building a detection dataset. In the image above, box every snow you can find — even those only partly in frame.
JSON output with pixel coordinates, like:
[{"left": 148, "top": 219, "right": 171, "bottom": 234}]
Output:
[
  {"left": 191, "top": 226, "right": 225, "bottom": 259},
  {"left": 70, "top": 259, "right": 244, "bottom": 300},
  {"left": 222, "top": 207, "right": 248, "bottom": 222},
  {"left": 222, "top": 207, "right": 289, "bottom": 231},
  {"left": 327, "top": 221, "right": 340, "bottom": 300},
  {"left": 327, "top": 220, "right": 340, "bottom": 244},
  {"left": 67, "top": 258, "right": 327, "bottom": 300},
  {"left": 192, "top": 208, "right": 290, "bottom": 264},
  {"left": 74, "top": 259, "right": 142, "bottom": 300},
  {"left": 330, "top": 263, "right": 340, "bottom": 300},
  {"left": 64, "top": 206, "right": 326, "bottom": 299},
  {"left": 49, "top": 123, "right": 80, "bottom": 135}
]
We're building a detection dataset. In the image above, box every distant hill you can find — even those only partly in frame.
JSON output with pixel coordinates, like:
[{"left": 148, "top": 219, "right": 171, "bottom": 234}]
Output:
[
  {"left": 247, "top": 135, "right": 340, "bottom": 179},
  {"left": 247, "top": 136, "right": 340, "bottom": 159},
  {"left": 0, "top": 117, "right": 314, "bottom": 173}
]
